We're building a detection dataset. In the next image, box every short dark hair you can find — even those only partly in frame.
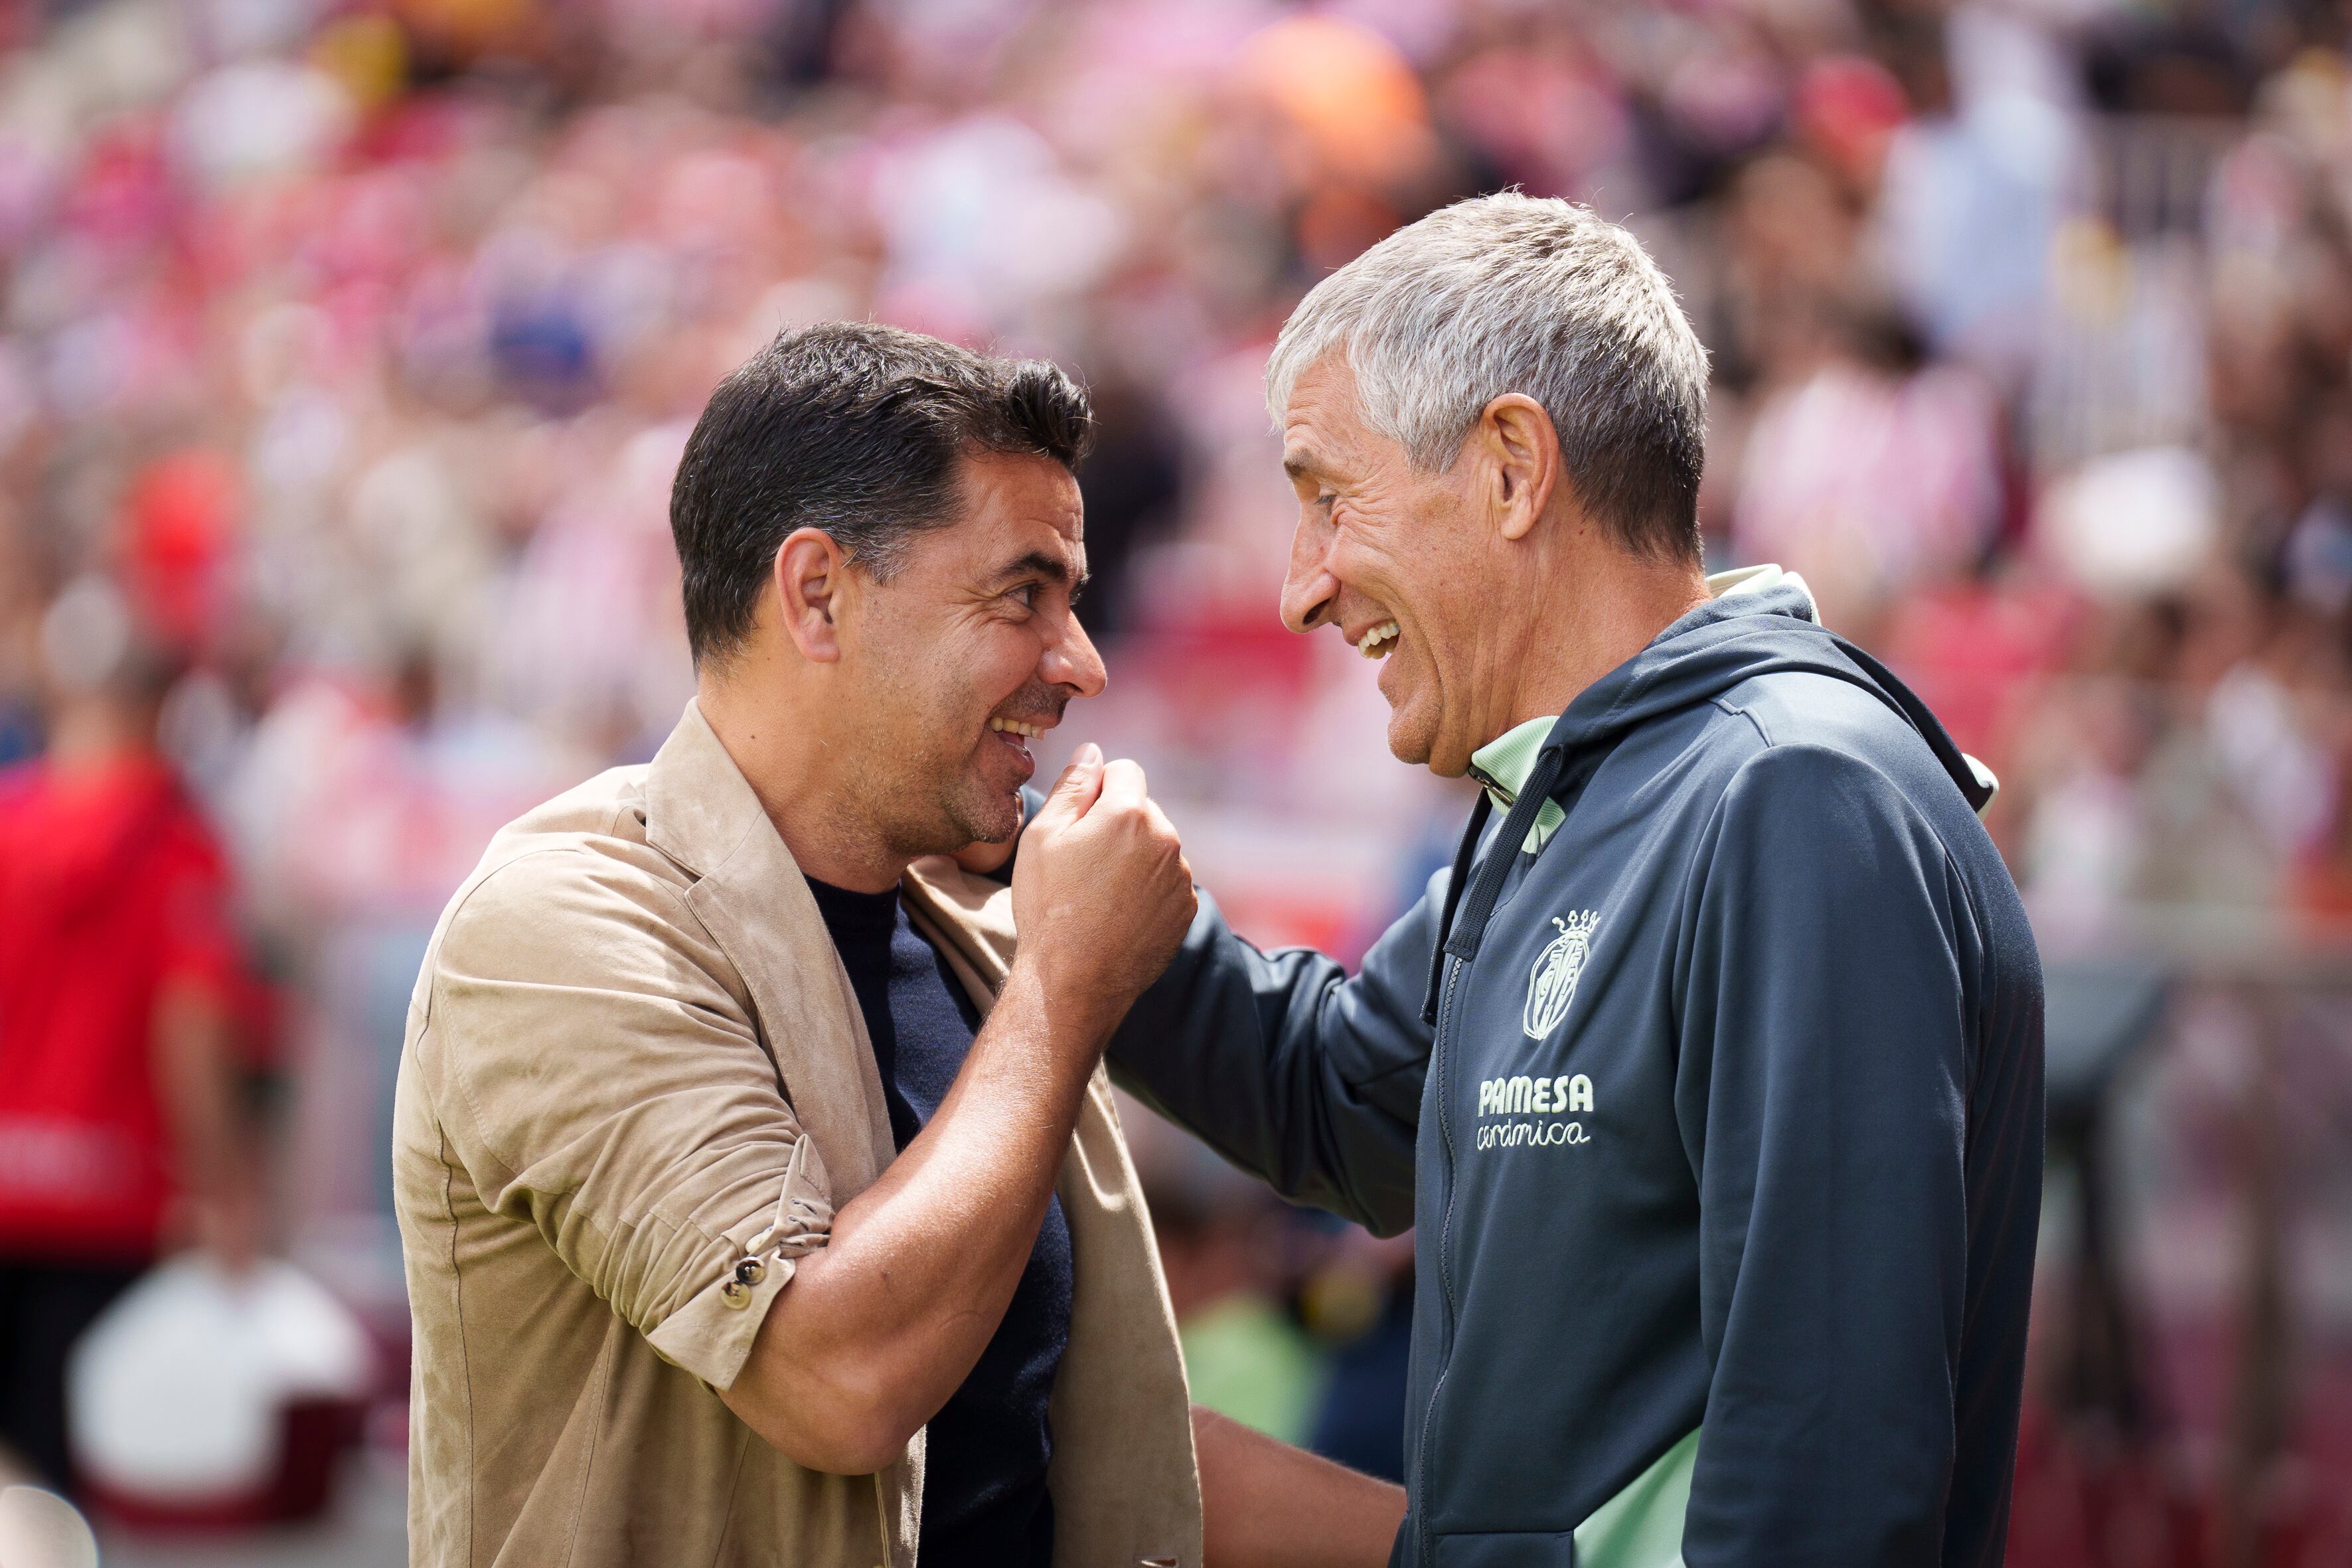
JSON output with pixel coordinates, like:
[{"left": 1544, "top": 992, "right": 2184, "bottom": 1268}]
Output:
[{"left": 670, "top": 321, "right": 1095, "bottom": 664}]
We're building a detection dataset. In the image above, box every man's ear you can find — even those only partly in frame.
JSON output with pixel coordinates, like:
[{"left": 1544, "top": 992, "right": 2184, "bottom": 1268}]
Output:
[
  {"left": 1476, "top": 394, "right": 1561, "bottom": 544},
  {"left": 773, "top": 527, "right": 851, "bottom": 663}
]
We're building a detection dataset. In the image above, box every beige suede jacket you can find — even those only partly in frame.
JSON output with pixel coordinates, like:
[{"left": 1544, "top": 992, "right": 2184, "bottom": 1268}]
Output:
[{"left": 392, "top": 701, "right": 1202, "bottom": 1567}]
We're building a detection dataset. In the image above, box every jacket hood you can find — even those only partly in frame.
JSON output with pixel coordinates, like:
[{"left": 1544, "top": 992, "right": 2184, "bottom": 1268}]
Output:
[
  {"left": 1540, "top": 573, "right": 1994, "bottom": 814},
  {"left": 1425, "top": 569, "right": 1992, "bottom": 1000}
]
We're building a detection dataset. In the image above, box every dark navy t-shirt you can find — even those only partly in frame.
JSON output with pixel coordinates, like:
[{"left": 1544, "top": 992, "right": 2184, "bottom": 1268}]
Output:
[{"left": 803, "top": 877, "right": 1071, "bottom": 1568}]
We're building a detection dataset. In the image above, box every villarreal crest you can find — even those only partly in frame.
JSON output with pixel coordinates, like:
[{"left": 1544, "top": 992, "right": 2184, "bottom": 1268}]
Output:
[{"left": 1523, "top": 911, "right": 1601, "bottom": 1040}]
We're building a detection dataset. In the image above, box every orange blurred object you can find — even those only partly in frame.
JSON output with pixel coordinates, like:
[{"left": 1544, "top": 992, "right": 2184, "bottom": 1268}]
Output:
[
  {"left": 311, "top": 13, "right": 410, "bottom": 113},
  {"left": 392, "top": 0, "right": 541, "bottom": 61},
  {"left": 1234, "top": 15, "right": 1433, "bottom": 187}
]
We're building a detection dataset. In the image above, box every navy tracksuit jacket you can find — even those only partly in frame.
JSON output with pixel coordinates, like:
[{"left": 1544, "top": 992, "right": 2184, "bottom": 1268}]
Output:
[{"left": 1109, "top": 580, "right": 2045, "bottom": 1567}]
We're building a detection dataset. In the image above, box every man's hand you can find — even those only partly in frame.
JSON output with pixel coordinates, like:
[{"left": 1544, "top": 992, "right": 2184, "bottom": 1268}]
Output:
[
  {"left": 1010, "top": 743, "right": 1195, "bottom": 1046},
  {"left": 1195, "top": 1405, "right": 1407, "bottom": 1566},
  {"left": 949, "top": 834, "right": 1018, "bottom": 876}
]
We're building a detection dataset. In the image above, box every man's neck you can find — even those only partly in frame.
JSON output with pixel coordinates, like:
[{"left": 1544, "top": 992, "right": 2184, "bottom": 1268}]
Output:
[
  {"left": 44, "top": 700, "right": 151, "bottom": 778},
  {"left": 1492, "top": 552, "right": 1711, "bottom": 739},
  {"left": 696, "top": 668, "right": 909, "bottom": 895}
]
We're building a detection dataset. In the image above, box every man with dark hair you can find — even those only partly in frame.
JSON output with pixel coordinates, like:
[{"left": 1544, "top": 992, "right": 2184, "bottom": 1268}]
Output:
[
  {"left": 1109, "top": 195, "right": 2045, "bottom": 1567},
  {"left": 394, "top": 321, "right": 1404, "bottom": 1567},
  {"left": 672, "top": 327, "right": 1099, "bottom": 661}
]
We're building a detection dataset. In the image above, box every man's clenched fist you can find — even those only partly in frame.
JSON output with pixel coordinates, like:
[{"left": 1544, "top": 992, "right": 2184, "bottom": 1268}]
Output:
[{"left": 1011, "top": 742, "right": 1196, "bottom": 1048}]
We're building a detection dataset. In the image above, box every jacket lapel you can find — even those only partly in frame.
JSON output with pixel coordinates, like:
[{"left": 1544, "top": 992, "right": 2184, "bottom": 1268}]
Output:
[
  {"left": 642, "top": 701, "right": 896, "bottom": 1200},
  {"left": 900, "top": 856, "right": 1018, "bottom": 987}
]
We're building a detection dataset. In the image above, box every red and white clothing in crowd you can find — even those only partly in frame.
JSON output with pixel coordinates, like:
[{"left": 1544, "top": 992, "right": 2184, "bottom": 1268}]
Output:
[{"left": 0, "top": 755, "right": 241, "bottom": 1261}]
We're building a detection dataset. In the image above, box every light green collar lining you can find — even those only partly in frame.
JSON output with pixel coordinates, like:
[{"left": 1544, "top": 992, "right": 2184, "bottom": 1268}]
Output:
[{"left": 1467, "top": 716, "right": 1565, "bottom": 852}]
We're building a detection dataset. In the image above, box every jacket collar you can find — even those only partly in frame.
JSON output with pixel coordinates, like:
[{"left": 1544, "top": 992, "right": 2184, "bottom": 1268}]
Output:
[
  {"left": 643, "top": 700, "right": 898, "bottom": 1197},
  {"left": 643, "top": 695, "right": 769, "bottom": 879}
]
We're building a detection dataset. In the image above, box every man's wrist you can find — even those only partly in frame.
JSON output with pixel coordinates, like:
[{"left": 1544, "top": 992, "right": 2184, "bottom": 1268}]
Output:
[{"left": 998, "top": 953, "right": 1117, "bottom": 1071}]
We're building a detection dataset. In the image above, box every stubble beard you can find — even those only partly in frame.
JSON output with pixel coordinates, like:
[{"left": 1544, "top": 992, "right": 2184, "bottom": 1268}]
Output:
[
  {"left": 857, "top": 647, "right": 1053, "bottom": 860},
  {"left": 852, "top": 713, "right": 1024, "bottom": 864},
  {"left": 844, "top": 743, "right": 1000, "bottom": 866},
  {"left": 939, "top": 772, "right": 1022, "bottom": 849}
]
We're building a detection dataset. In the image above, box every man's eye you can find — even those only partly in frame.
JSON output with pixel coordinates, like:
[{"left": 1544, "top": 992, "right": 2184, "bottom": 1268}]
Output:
[
  {"left": 1008, "top": 583, "right": 1040, "bottom": 609},
  {"left": 1316, "top": 493, "right": 1338, "bottom": 516}
]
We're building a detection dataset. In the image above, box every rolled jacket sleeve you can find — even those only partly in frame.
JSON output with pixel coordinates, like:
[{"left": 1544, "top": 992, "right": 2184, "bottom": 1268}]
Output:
[{"left": 417, "top": 846, "right": 830, "bottom": 1391}]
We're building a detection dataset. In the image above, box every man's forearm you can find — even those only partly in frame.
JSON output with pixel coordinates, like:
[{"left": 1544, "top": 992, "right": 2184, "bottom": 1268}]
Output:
[
  {"left": 1109, "top": 888, "right": 1433, "bottom": 1235},
  {"left": 1195, "top": 1406, "right": 1405, "bottom": 1567},
  {"left": 153, "top": 979, "right": 262, "bottom": 1267},
  {"left": 721, "top": 959, "right": 1099, "bottom": 1471}
]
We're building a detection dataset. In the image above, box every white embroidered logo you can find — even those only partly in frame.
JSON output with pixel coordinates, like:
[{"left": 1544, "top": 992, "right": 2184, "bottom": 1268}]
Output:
[
  {"left": 1474, "top": 1071, "right": 1593, "bottom": 1151},
  {"left": 1524, "top": 911, "right": 1600, "bottom": 1039}
]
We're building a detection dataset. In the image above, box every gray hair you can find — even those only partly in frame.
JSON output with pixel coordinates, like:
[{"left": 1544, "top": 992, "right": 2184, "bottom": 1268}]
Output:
[{"left": 1265, "top": 193, "right": 1710, "bottom": 562}]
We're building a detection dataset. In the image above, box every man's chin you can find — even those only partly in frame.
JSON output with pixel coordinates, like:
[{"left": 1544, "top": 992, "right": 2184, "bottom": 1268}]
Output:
[
  {"left": 943, "top": 781, "right": 1026, "bottom": 851},
  {"left": 1385, "top": 701, "right": 1449, "bottom": 775}
]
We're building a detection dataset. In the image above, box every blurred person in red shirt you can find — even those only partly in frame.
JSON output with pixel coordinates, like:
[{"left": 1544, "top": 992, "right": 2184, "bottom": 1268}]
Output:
[{"left": 0, "top": 578, "right": 261, "bottom": 1494}]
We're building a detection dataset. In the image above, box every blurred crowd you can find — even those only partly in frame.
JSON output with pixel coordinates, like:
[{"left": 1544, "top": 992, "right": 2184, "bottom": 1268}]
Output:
[{"left": 0, "top": 0, "right": 2349, "bottom": 1557}]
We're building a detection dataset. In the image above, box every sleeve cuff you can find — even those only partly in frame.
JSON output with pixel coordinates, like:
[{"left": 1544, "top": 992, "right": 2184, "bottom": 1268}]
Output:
[
  {"left": 648, "top": 1249, "right": 801, "bottom": 1390},
  {"left": 645, "top": 1135, "right": 834, "bottom": 1389}
]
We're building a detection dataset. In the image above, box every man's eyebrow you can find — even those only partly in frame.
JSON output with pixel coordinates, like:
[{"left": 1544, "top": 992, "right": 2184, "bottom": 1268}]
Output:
[
  {"left": 1282, "top": 447, "right": 1330, "bottom": 482},
  {"left": 992, "top": 550, "right": 1089, "bottom": 588}
]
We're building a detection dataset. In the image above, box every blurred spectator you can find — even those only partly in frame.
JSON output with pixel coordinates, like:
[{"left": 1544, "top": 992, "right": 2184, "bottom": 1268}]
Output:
[
  {"left": 1160, "top": 1203, "right": 1326, "bottom": 1449},
  {"left": 1733, "top": 316, "right": 2005, "bottom": 632},
  {"left": 1300, "top": 1227, "right": 1413, "bottom": 1485},
  {"left": 1135, "top": 1116, "right": 1326, "bottom": 1447},
  {"left": 0, "top": 579, "right": 264, "bottom": 1495}
]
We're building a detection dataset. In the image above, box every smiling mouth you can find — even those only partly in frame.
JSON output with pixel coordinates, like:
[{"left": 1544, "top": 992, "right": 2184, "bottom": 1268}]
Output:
[
  {"left": 1356, "top": 620, "right": 1400, "bottom": 659},
  {"left": 984, "top": 716, "right": 1050, "bottom": 778}
]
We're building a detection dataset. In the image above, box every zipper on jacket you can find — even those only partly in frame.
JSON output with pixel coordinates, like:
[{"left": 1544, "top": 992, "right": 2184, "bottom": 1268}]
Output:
[
  {"left": 1422, "top": 793, "right": 1491, "bottom": 1026},
  {"left": 1406, "top": 740, "right": 1593, "bottom": 1562}
]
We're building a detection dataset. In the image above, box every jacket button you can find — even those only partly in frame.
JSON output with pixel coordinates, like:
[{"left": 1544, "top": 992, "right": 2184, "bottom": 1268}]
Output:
[
  {"left": 734, "top": 1255, "right": 767, "bottom": 1289},
  {"left": 719, "top": 1278, "right": 751, "bottom": 1310}
]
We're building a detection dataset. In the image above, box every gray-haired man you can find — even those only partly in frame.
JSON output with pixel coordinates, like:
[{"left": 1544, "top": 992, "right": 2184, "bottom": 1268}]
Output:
[{"left": 1109, "top": 194, "right": 2045, "bottom": 1566}]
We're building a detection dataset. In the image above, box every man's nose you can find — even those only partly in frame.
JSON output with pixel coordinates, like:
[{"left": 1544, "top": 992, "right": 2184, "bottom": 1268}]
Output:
[
  {"left": 1280, "top": 516, "right": 1339, "bottom": 635},
  {"left": 1044, "top": 611, "right": 1109, "bottom": 698}
]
